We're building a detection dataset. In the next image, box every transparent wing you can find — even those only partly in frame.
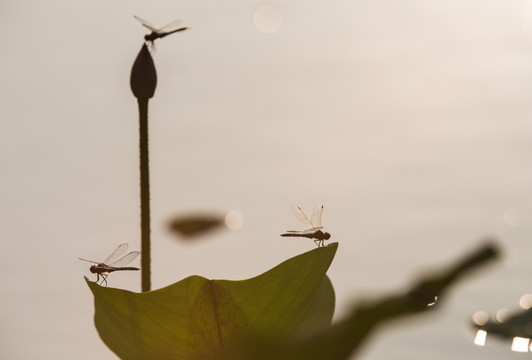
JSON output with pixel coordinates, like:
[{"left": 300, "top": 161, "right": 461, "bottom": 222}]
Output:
[
  {"left": 310, "top": 204, "right": 324, "bottom": 228},
  {"left": 157, "top": 19, "right": 184, "bottom": 33},
  {"left": 290, "top": 205, "right": 313, "bottom": 228},
  {"left": 109, "top": 251, "right": 140, "bottom": 267},
  {"left": 134, "top": 15, "right": 158, "bottom": 32},
  {"left": 103, "top": 243, "right": 128, "bottom": 264},
  {"left": 78, "top": 258, "right": 100, "bottom": 264},
  {"left": 285, "top": 227, "right": 322, "bottom": 234}
]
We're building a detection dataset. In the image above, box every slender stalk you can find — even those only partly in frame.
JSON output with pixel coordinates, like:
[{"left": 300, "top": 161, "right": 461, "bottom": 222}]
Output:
[
  {"left": 131, "top": 43, "right": 156, "bottom": 291},
  {"left": 138, "top": 98, "right": 151, "bottom": 292}
]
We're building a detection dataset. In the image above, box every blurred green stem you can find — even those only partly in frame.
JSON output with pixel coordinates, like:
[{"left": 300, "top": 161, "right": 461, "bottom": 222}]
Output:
[{"left": 138, "top": 98, "right": 151, "bottom": 292}]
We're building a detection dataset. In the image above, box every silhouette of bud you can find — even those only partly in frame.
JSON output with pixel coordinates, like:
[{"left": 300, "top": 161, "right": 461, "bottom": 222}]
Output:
[{"left": 130, "top": 44, "right": 157, "bottom": 99}]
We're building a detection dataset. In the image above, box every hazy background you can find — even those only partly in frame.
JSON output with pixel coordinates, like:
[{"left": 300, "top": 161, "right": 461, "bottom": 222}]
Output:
[{"left": 2, "top": 0, "right": 532, "bottom": 358}]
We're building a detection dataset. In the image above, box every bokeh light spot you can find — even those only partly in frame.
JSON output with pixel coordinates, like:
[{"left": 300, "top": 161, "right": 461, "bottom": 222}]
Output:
[
  {"left": 473, "top": 311, "right": 489, "bottom": 326},
  {"left": 511, "top": 337, "right": 530, "bottom": 352},
  {"left": 253, "top": 5, "right": 282, "bottom": 33},
  {"left": 495, "top": 308, "right": 509, "bottom": 323},
  {"left": 225, "top": 210, "right": 244, "bottom": 230},
  {"left": 474, "top": 330, "right": 487, "bottom": 346},
  {"left": 520, "top": 294, "right": 532, "bottom": 309}
]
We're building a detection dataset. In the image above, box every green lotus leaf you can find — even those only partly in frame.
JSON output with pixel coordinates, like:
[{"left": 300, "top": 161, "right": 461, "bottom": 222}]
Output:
[{"left": 86, "top": 243, "right": 338, "bottom": 359}]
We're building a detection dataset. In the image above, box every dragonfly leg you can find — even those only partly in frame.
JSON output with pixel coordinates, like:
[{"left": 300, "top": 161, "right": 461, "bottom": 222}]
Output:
[
  {"left": 146, "top": 41, "right": 156, "bottom": 53},
  {"left": 314, "top": 239, "right": 320, "bottom": 247},
  {"left": 96, "top": 273, "right": 108, "bottom": 286}
]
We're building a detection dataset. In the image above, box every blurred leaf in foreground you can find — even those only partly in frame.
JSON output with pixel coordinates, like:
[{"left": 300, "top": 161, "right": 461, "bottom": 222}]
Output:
[
  {"left": 86, "top": 243, "right": 337, "bottom": 359},
  {"left": 236, "top": 241, "right": 500, "bottom": 360},
  {"left": 168, "top": 212, "right": 225, "bottom": 239}
]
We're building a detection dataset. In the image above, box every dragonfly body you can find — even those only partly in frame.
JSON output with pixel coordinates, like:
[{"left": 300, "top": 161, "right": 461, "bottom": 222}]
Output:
[
  {"left": 80, "top": 243, "right": 140, "bottom": 286},
  {"left": 281, "top": 230, "right": 331, "bottom": 241},
  {"left": 281, "top": 205, "right": 331, "bottom": 247},
  {"left": 144, "top": 27, "right": 188, "bottom": 42},
  {"left": 89, "top": 264, "right": 140, "bottom": 285},
  {"left": 134, "top": 16, "right": 188, "bottom": 45}
]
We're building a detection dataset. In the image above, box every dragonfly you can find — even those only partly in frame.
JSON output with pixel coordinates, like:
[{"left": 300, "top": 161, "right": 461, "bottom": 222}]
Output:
[
  {"left": 281, "top": 204, "right": 331, "bottom": 247},
  {"left": 134, "top": 15, "right": 188, "bottom": 45},
  {"left": 79, "top": 243, "right": 140, "bottom": 286}
]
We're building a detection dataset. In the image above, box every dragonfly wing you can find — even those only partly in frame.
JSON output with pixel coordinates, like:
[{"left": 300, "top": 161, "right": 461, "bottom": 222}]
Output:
[
  {"left": 78, "top": 258, "right": 100, "bottom": 265},
  {"left": 285, "top": 227, "right": 322, "bottom": 235},
  {"left": 157, "top": 19, "right": 184, "bottom": 33},
  {"left": 109, "top": 251, "right": 140, "bottom": 267},
  {"left": 290, "top": 205, "right": 314, "bottom": 228},
  {"left": 301, "top": 227, "right": 322, "bottom": 234},
  {"left": 134, "top": 15, "right": 158, "bottom": 32},
  {"left": 311, "top": 204, "right": 324, "bottom": 228},
  {"left": 103, "top": 243, "right": 128, "bottom": 264}
]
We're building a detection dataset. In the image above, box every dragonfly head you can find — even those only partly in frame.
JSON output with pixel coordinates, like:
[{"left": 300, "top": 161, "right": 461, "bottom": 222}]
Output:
[
  {"left": 323, "top": 232, "right": 331, "bottom": 240},
  {"left": 89, "top": 265, "right": 98, "bottom": 274}
]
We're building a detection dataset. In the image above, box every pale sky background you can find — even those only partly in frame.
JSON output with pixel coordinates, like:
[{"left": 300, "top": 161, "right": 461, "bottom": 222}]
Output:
[{"left": 2, "top": 0, "right": 532, "bottom": 359}]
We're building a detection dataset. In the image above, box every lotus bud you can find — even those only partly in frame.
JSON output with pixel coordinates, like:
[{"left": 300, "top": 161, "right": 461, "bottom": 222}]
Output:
[{"left": 130, "top": 44, "right": 157, "bottom": 99}]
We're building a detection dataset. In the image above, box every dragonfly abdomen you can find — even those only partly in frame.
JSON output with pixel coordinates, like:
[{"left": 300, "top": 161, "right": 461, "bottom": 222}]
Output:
[
  {"left": 144, "top": 27, "right": 188, "bottom": 42},
  {"left": 281, "top": 231, "right": 330, "bottom": 240},
  {"left": 281, "top": 233, "right": 314, "bottom": 238},
  {"left": 90, "top": 265, "right": 140, "bottom": 274},
  {"left": 102, "top": 266, "right": 140, "bottom": 274},
  {"left": 113, "top": 266, "right": 140, "bottom": 271}
]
